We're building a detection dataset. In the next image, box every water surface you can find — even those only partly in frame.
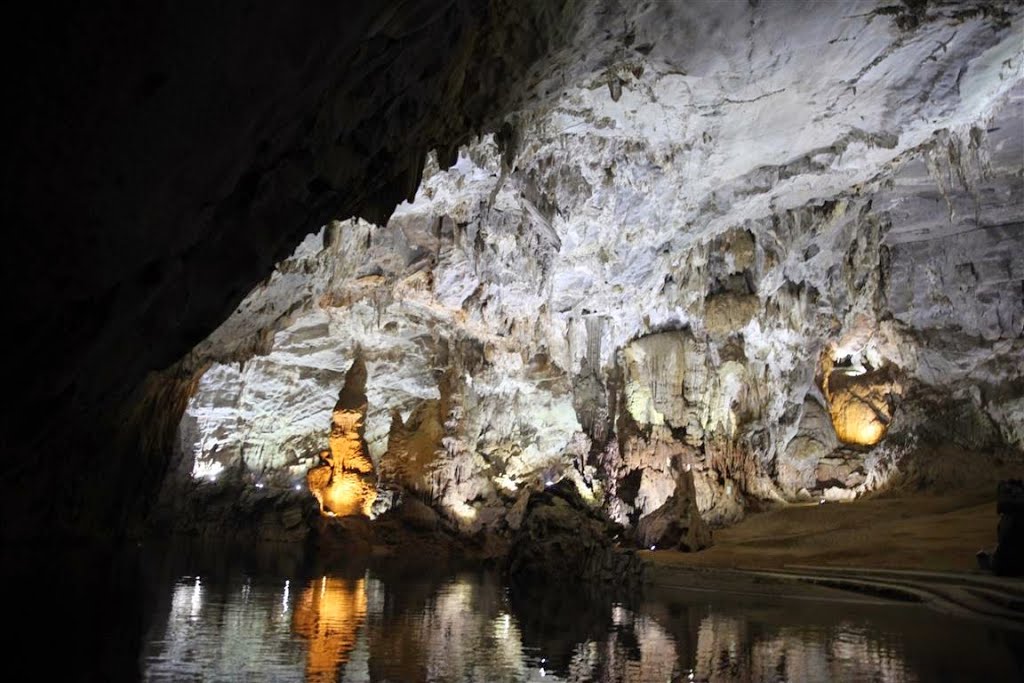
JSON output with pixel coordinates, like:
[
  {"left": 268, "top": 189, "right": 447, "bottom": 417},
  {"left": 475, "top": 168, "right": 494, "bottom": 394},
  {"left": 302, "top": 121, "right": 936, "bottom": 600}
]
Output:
[{"left": 133, "top": 542, "right": 1024, "bottom": 682}]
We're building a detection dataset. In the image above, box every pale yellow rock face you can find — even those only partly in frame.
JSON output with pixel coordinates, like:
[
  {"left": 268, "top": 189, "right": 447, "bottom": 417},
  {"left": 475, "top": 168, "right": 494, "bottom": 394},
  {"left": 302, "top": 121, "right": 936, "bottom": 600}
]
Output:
[
  {"left": 622, "top": 334, "right": 687, "bottom": 428},
  {"left": 378, "top": 401, "right": 445, "bottom": 496},
  {"left": 823, "top": 365, "right": 901, "bottom": 447},
  {"left": 704, "top": 292, "right": 760, "bottom": 337}
]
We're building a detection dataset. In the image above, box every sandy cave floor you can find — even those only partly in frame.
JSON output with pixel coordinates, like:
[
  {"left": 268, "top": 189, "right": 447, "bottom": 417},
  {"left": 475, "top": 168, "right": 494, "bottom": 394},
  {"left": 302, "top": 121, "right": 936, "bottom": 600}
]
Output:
[
  {"left": 637, "top": 484, "right": 1024, "bottom": 630},
  {"left": 645, "top": 488, "right": 1006, "bottom": 573}
]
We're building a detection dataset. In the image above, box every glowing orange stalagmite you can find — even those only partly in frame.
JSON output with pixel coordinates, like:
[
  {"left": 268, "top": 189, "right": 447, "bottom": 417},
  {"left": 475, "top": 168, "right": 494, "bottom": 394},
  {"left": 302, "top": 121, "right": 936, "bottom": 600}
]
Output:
[{"left": 306, "top": 354, "right": 377, "bottom": 517}]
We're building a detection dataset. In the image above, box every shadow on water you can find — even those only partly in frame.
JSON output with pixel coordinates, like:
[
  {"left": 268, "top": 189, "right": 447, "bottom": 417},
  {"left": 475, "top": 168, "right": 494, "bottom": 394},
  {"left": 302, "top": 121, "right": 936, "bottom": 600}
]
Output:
[
  {"left": 9, "top": 537, "right": 1024, "bottom": 682},
  {"left": 3, "top": 540, "right": 149, "bottom": 683},
  {"left": 507, "top": 578, "right": 632, "bottom": 679}
]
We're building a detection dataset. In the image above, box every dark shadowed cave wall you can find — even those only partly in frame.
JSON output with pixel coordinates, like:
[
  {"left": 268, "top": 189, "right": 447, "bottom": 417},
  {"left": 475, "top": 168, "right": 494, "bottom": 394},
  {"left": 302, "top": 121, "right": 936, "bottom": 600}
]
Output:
[{"left": 1, "top": 0, "right": 588, "bottom": 541}]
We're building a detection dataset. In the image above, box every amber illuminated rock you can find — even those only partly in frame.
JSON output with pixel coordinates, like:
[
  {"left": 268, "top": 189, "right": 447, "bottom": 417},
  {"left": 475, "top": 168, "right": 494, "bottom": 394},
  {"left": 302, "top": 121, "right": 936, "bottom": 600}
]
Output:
[
  {"left": 307, "top": 355, "right": 377, "bottom": 518},
  {"left": 822, "top": 363, "right": 902, "bottom": 447}
]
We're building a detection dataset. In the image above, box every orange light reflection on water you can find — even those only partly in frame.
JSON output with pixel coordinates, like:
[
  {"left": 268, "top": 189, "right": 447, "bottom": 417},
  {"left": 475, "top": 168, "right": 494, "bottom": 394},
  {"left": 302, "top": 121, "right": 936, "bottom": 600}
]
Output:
[{"left": 292, "top": 577, "right": 367, "bottom": 682}]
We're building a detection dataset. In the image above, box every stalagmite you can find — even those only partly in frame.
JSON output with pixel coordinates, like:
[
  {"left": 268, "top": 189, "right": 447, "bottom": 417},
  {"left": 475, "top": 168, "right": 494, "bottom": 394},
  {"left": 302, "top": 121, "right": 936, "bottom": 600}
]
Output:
[{"left": 307, "top": 354, "right": 377, "bottom": 518}]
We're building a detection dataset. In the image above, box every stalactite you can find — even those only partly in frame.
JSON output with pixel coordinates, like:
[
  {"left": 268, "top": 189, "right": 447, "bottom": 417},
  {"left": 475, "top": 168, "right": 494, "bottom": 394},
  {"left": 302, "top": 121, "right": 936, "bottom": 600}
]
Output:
[{"left": 585, "top": 314, "right": 604, "bottom": 370}]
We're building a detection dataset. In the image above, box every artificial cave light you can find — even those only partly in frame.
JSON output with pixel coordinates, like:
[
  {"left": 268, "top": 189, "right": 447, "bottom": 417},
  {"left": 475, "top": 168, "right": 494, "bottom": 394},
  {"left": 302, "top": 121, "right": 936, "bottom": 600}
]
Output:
[
  {"left": 450, "top": 500, "right": 477, "bottom": 522},
  {"left": 574, "top": 479, "right": 597, "bottom": 504},
  {"left": 191, "top": 458, "right": 224, "bottom": 481},
  {"left": 493, "top": 474, "right": 518, "bottom": 493},
  {"left": 840, "top": 363, "right": 868, "bottom": 377}
]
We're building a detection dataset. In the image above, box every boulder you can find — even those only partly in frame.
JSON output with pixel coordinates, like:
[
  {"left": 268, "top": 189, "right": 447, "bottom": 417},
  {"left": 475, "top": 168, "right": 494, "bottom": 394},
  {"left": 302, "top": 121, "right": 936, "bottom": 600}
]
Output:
[
  {"left": 506, "top": 481, "right": 641, "bottom": 587},
  {"left": 395, "top": 495, "right": 441, "bottom": 532},
  {"left": 635, "top": 470, "right": 711, "bottom": 552},
  {"left": 991, "top": 479, "right": 1024, "bottom": 577}
]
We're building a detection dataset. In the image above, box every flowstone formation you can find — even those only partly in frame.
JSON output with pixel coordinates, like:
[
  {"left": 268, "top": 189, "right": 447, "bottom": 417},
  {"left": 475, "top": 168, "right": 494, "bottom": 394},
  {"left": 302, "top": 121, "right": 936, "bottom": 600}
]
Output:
[{"left": 167, "top": 3, "right": 1024, "bottom": 551}]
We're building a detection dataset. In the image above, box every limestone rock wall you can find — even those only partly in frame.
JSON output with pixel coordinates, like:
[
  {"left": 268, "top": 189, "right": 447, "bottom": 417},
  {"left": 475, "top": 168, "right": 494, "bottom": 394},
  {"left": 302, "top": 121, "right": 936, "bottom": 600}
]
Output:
[{"left": 164, "top": 2, "right": 1024, "bottom": 538}]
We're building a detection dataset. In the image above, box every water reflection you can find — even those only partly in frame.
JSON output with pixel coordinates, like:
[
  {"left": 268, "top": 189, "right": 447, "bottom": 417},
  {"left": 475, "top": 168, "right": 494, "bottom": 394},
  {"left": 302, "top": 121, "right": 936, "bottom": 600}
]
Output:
[
  {"left": 366, "top": 572, "right": 525, "bottom": 682},
  {"left": 689, "top": 613, "right": 912, "bottom": 682},
  {"left": 141, "top": 548, "right": 1024, "bottom": 682},
  {"left": 293, "top": 576, "right": 367, "bottom": 681}
]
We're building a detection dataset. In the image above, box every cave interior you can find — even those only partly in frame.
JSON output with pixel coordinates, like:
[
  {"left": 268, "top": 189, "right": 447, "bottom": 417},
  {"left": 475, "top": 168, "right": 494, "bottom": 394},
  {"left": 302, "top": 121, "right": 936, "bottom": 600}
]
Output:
[{"left": 3, "top": 1, "right": 1024, "bottom": 679}]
